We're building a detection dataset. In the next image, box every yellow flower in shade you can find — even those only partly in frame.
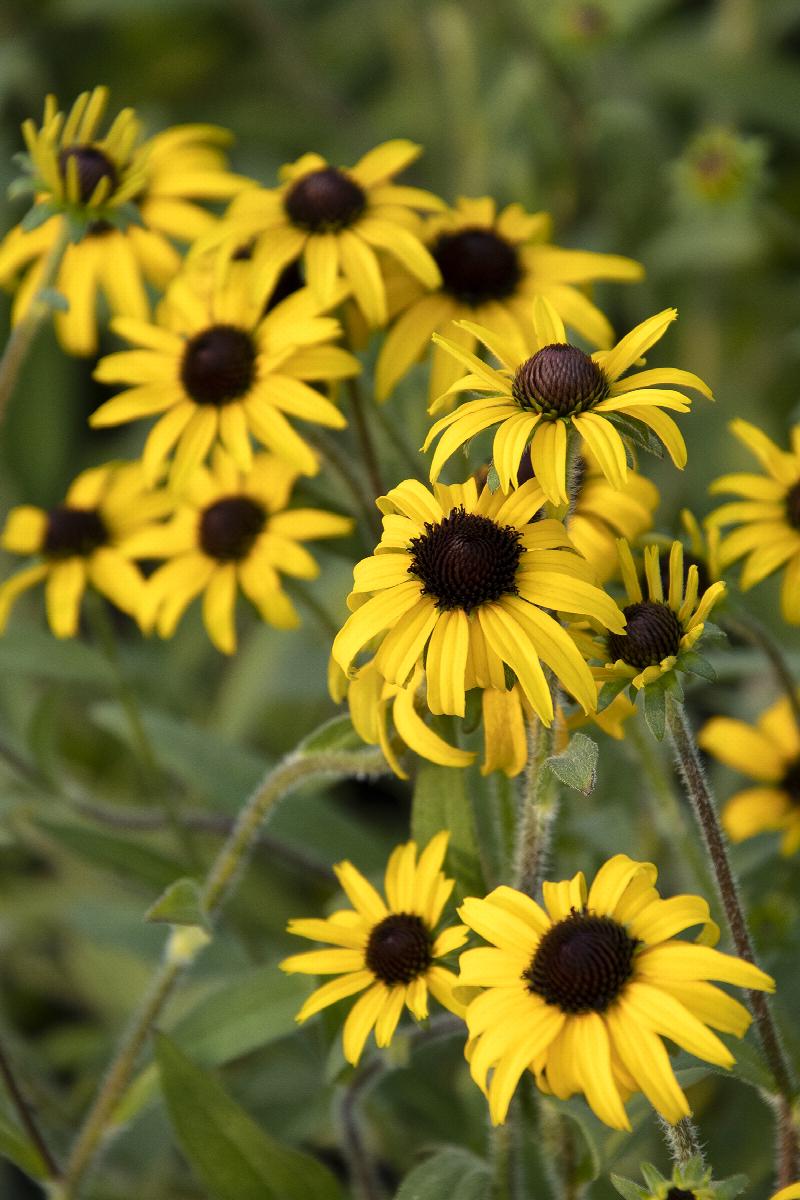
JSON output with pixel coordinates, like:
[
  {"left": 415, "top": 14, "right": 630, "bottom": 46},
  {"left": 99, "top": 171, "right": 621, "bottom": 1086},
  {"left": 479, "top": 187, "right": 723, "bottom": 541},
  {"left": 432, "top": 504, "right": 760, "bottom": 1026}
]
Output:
[
  {"left": 375, "top": 196, "right": 644, "bottom": 404},
  {"left": 0, "top": 462, "right": 169, "bottom": 637},
  {"left": 123, "top": 448, "right": 352, "bottom": 654},
  {"left": 90, "top": 265, "right": 359, "bottom": 491},
  {"left": 565, "top": 448, "right": 660, "bottom": 583},
  {"left": 576, "top": 540, "right": 725, "bottom": 691},
  {"left": 708, "top": 419, "right": 800, "bottom": 623},
  {"left": 458, "top": 854, "right": 774, "bottom": 1130},
  {"left": 331, "top": 475, "right": 626, "bottom": 728},
  {"left": 424, "top": 298, "right": 711, "bottom": 504},
  {"left": 0, "top": 87, "right": 252, "bottom": 355},
  {"left": 771, "top": 1187, "right": 800, "bottom": 1200},
  {"left": 203, "top": 141, "right": 443, "bottom": 328},
  {"left": 699, "top": 696, "right": 800, "bottom": 855},
  {"left": 280, "top": 832, "right": 468, "bottom": 1064},
  {"left": 330, "top": 656, "right": 530, "bottom": 778}
]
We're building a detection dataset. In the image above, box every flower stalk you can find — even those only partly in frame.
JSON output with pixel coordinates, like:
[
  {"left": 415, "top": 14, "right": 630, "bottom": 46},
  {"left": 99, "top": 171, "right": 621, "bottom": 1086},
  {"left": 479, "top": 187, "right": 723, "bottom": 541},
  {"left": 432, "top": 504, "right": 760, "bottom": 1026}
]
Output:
[
  {"left": 0, "top": 1036, "right": 61, "bottom": 1181},
  {"left": 511, "top": 715, "right": 559, "bottom": 897},
  {"left": 658, "top": 1115, "right": 705, "bottom": 1168}
]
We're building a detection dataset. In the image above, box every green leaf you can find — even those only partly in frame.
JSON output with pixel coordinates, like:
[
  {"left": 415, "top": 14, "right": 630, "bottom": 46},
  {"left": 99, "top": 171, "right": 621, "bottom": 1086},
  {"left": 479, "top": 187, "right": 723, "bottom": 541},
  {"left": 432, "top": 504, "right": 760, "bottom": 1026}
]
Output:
[
  {"left": 596, "top": 678, "right": 629, "bottom": 712},
  {"left": 728, "top": 1036, "right": 777, "bottom": 1092},
  {"left": 486, "top": 462, "right": 501, "bottom": 492},
  {"left": 37, "top": 819, "right": 183, "bottom": 890},
  {"left": 679, "top": 650, "right": 716, "bottom": 681},
  {"left": 36, "top": 287, "right": 69, "bottom": 312},
  {"left": 610, "top": 1175, "right": 648, "bottom": 1200},
  {"left": 20, "top": 202, "right": 57, "bottom": 231},
  {"left": 640, "top": 1162, "right": 667, "bottom": 1193},
  {"left": 155, "top": 1034, "right": 343, "bottom": 1200},
  {"left": 145, "top": 877, "right": 210, "bottom": 932},
  {"left": 715, "top": 1176, "right": 748, "bottom": 1200},
  {"left": 7, "top": 177, "right": 35, "bottom": 201},
  {"left": 606, "top": 413, "right": 664, "bottom": 459},
  {"left": 411, "top": 761, "right": 483, "bottom": 897},
  {"left": 296, "top": 714, "right": 365, "bottom": 756},
  {"left": 107, "top": 200, "right": 146, "bottom": 229},
  {"left": 0, "top": 630, "right": 114, "bottom": 686},
  {"left": 545, "top": 732, "right": 598, "bottom": 795},
  {"left": 394, "top": 1147, "right": 490, "bottom": 1199},
  {"left": 643, "top": 680, "right": 667, "bottom": 741},
  {"left": 0, "top": 1109, "right": 47, "bottom": 1181}
]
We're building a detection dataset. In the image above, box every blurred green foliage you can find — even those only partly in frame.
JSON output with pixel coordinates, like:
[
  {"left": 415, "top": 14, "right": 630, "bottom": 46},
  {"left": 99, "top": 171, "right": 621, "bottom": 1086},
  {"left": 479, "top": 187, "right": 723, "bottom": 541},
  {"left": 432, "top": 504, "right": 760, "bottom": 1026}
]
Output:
[{"left": 0, "top": 0, "right": 799, "bottom": 1197}]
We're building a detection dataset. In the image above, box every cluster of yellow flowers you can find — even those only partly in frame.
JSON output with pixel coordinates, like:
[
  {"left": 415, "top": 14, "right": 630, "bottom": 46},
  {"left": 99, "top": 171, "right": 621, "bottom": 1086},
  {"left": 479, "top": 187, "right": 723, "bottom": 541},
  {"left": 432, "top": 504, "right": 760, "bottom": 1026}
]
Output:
[{"left": 1, "top": 88, "right": 797, "bottom": 1160}]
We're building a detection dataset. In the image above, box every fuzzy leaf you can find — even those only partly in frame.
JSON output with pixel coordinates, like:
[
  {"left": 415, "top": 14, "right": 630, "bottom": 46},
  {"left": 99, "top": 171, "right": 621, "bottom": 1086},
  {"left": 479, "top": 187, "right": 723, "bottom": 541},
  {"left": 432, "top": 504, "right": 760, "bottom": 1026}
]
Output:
[
  {"left": 486, "top": 462, "right": 501, "bottom": 492},
  {"left": 606, "top": 413, "right": 665, "bottom": 459},
  {"left": 412, "top": 760, "right": 483, "bottom": 897},
  {"left": 0, "top": 1110, "right": 47, "bottom": 1181},
  {"left": 610, "top": 1175, "right": 649, "bottom": 1200},
  {"left": 596, "top": 677, "right": 629, "bottom": 712},
  {"left": 545, "top": 732, "right": 598, "bottom": 795},
  {"left": 715, "top": 1176, "right": 749, "bottom": 1200},
  {"left": 20, "top": 202, "right": 57, "bottom": 231},
  {"left": 643, "top": 680, "right": 667, "bottom": 741},
  {"left": 145, "top": 877, "right": 210, "bottom": 932},
  {"left": 679, "top": 651, "right": 716, "bottom": 681},
  {"left": 296, "top": 714, "right": 365, "bottom": 756},
  {"left": 394, "top": 1147, "right": 491, "bottom": 1199}
]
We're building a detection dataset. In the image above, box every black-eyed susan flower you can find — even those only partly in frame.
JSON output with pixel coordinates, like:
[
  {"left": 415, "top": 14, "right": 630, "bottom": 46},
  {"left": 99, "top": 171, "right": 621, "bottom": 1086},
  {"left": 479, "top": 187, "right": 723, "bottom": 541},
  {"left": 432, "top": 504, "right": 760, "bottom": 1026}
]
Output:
[
  {"left": 280, "top": 832, "right": 467, "bottom": 1064},
  {"left": 331, "top": 475, "right": 626, "bottom": 727},
  {"left": 424, "top": 299, "right": 710, "bottom": 504},
  {"left": 458, "top": 854, "right": 774, "bottom": 1130},
  {"left": 611, "top": 1156, "right": 746, "bottom": 1200},
  {"left": 771, "top": 1187, "right": 800, "bottom": 1200},
  {"left": 0, "top": 87, "right": 252, "bottom": 356},
  {"left": 564, "top": 448, "right": 660, "bottom": 583},
  {"left": 0, "top": 462, "right": 169, "bottom": 637},
  {"left": 330, "top": 656, "right": 531, "bottom": 778},
  {"left": 123, "top": 448, "right": 351, "bottom": 654},
  {"left": 203, "top": 141, "right": 442, "bottom": 328},
  {"left": 375, "top": 196, "right": 643, "bottom": 404},
  {"left": 699, "top": 696, "right": 800, "bottom": 856},
  {"left": 90, "top": 265, "right": 359, "bottom": 491},
  {"left": 708, "top": 419, "right": 800, "bottom": 624},
  {"left": 577, "top": 540, "right": 725, "bottom": 693}
]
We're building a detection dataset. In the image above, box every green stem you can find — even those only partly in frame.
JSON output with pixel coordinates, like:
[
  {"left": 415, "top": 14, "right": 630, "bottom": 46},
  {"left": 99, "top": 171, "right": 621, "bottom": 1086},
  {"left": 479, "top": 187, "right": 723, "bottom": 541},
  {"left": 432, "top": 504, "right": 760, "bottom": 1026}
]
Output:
[
  {"left": 658, "top": 1115, "right": 705, "bottom": 1167},
  {"left": 0, "top": 217, "right": 71, "bottom": 426},
  {"left": 285, "top": 579, "right": 340, "bottom": 642},
  {"left": 371, "top": 401, "right": 425, "bottom": 483},
  {"left": 665, "top": 695, "right": 799, "bottom": 1183},
  {"left": 304, "top": 425, "right": 381, "bottom": 543},
  {"left": 60, "top": 743, "right": 390, "bottom": 1199},
  {"left": 722, "top": 609, "right": 800, "bottom": 728},
  {"left": 86, "top": 594, "right": 198, "bottom": 869},
  {"left": 340, "top": 1058, "right": 385, "bottom": 1200},
  {"left": 511, "top": 716, "right": 559, "bottom": 897},
  {"left": 489, "top": 1121, "right": 513, "bottom": 1200},
  {"left": 0, "top": 1035, "right": 61, "bottom": 1180},
  {"left": 346, "top": 376, "right": 385, "bottom": 507}
]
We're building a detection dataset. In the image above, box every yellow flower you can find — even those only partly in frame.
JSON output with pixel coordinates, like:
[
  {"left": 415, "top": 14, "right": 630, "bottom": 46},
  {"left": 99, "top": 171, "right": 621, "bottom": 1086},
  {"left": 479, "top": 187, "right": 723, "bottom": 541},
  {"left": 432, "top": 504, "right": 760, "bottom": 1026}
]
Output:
[
  {"left": 0, "top": 87, "right": 252, "bottom": 355},
  {"left": 0, "top": 462, "right": 168, "bottom": 637},
  {"left": 424, "top": 298, "right": 710, "bottom": 504},
  {"left": 578, "top": 539, "right": 725, "bottom": 691},
  {"left": 280, "top": 832, "right": 468, "bottom": 1064},
  {"left": 565, "top": 448, "right": 660, "bottom": 583},
  {"left": 331, "top": 475, "right": 625, "bottom": 727},
  {"left": 708, "top": 419, "right": 800, "bottom": 623},
  {"left": 458, "top": 854, "right": 773, "bottom": 1129},
  {"left": 771, "top": 1187, "right": 800, "bottom": 1200},
  {"left": 331, "top": 657, "right": 530, "bottom": 778},
  {"left": 123, "top": 448, "right": 352, "bottom": 654},
  {"left": 375, "top": 196, "right": 643, "bottom": 404},
  {"left": 90, "top": 264, "right": 359, "bottom": 491},
  {"left": 699, "top": 697, "right": 800, "bottom": 855},
  {"left": 203, "top": 140, "right": 443, "bottom": 328}
]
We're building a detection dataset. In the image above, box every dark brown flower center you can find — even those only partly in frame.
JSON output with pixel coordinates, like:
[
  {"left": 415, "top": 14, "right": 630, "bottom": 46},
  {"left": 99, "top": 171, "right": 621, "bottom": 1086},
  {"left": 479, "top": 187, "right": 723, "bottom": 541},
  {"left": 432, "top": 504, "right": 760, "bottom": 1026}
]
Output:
[
  {"left": 408, "top": 507, "right": 523, "bottom": 612},
  {"left": 432, "top": 227, "right": 522, "bottom": 305},
  {"left": 43, "top": 506, "right": 108, "bottom": 558},
  {"left": 365, "top": 913, "right": 432, "bottom": 985},
  {"left": 263, "top": 259, "right": 305, "bottom": 314},
  {"left": 180, "top": 325, "right": 257, "bottom": 406},
  {"left": 58, "top": 145, "right": 118, "bottom": 205},
  {"left": 284, "top": 166, "right": 366, "bottom": 232},
  {"left": 781, "top": 758, "right": 800, "bottom": 805},
  {"left": 607, "top": 600, "right": 683, "bottom": 669},
  {"left": 666, "top": 1190, "right": 696, "bottom": 1200},
  {"left": 513, "top": 345, "right": 608, "bottom": 416},
  {"left": 523, "top": 911, "right": 638, "bottom": 1014},
  {"left": 199, "top": 497, "right": 266, "bottom": 561},
  {"left": 786, "top": 480, "right": 800, "bottom": 530}
]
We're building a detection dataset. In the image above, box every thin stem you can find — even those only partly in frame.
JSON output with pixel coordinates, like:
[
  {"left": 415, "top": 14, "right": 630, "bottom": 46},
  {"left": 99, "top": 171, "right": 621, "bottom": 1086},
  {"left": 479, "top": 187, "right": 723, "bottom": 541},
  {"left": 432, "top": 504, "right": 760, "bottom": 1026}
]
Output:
[
  {"left": 665, "top": 695, "right": 799, "bottom": 1183},
  {"left": 371, "top": 402, "right": 425, "bottom": 483},
  {"left": 511, "top": 716, "right": 559, "bottom": 897},
  {"left": 0, "top": 1036, "right": 61, "bottom": 1180},
  {"left": 346, "top": 376, "right": 385, "bottom": 507},
  {"left": 340, "top": 1059, "right": 385, "bottom": 1200},
  {"left": 658, "top": 1115, "right": 705, "bottom": 1168},
  {"left": 722, "top": 609, "right": 800, "bottom": 728},
  {"left": 304, "top": 425, "right": 381, "bottom": 542},
  {"left": 86, "top": 595, "right": 198, "bottom": 869},
  {"left": 285, "top": 579, "right": 340, "bottom": 641},
  {"left": 0, "top": 217, "right": 71, "bottom": 426},
  {"left": 60, "top": 744, "right": 389, "bottom": 1198}
]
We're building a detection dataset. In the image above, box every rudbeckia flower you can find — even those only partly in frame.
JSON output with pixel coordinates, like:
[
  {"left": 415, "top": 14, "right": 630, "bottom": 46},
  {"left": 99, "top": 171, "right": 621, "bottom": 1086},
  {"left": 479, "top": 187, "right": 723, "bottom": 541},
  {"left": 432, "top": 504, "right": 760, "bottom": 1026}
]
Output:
[
  {"left": 0, "top": 462, "right": 169, "bottom": 637},
  {"left": 708, "top": 419, "right": 800, "bottom": 623},
  {"left": 458, "top": 854, "right": 774, "bottom": 1130},
  {"left": 424, "top": 299, "right": 711, "bottom": 504},
  {"left": 611, "top": 1156, "right": 746, "bottom": 1200},
  {"left": 0, "top": 87, "right": 252, "bottom": 355},
  {"left": 331, "top": 475, "right": 625, "bottom": 727},
  {"left": 203, "top": 140, "right": 443, "bottom": 327},
  {"left": 375, "top": 196, "right": 643, "bottom": 403},
  {"left": 699, "top": 696, "right": 800, "bottom": 855},
  {"left": 123, "top": 448, "right": 352, "bottom": 654},
  {"left": 90, "top": 265, "right": 359, "bottom": 491},
  {"left": 575, "top": 540, "right": 725, "bottom": 693},
  {"left": 280, "top": 832, "right": 468, "bottom": 1064},
  {"left": 772, "top": 1187, "right": 800, "bottom": 1200}
]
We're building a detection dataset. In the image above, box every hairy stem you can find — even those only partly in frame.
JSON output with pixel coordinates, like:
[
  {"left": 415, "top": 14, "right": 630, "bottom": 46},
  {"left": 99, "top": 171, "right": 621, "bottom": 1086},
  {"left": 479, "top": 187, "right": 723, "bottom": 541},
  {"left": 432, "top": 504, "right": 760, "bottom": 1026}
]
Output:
[
  {"left": 665, "top": 695, "right": 799, "bottom": 1182},
  {"left": 341, "top": 1059, "right": 386, "bottom": 1200},
  {"left": 659, "top": 1115, "right": 705, "bottom": 1167},
  {"left": 0, "top": 217, "right": 71, "bottom": 427},
  {"left": 512, "top": 716, "right": 559, "bottom": 897},
  {"left": 0, "top": 1036, "right": 61, "bottom": 1180},
  {"left": 60, "top": 745, "right": 390, "bottom": 1198}
]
